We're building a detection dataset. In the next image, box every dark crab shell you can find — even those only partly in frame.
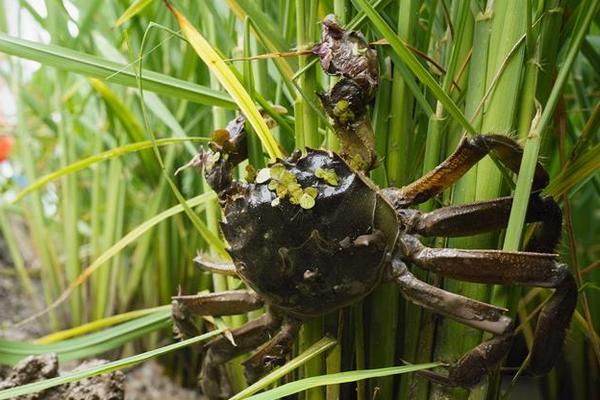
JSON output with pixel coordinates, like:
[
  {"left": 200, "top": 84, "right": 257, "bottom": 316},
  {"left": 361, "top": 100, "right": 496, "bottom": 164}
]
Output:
[{"left": 221, "top": 149, "right": 399, "bottom": 318}]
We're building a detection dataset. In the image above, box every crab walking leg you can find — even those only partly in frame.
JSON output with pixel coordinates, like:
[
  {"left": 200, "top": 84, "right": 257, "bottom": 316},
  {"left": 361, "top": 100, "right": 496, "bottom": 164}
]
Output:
[
  {"left": 400, "top": 235, "right": 578, "bottom": 382},
  {"left": 381, "top": 134, "right": 550, "bottom": 208},
  {"left": 422, "top": 325, "right": 516, "bottom": 387},
  {"left": 171, "top": 290, "right": 264, "bottom": 339},
  {"left": 243, "top": 318, "right": 302, "bottom": 383},
  {"left": 200, "top": 312, "right": 282, "bottom": 399},
  {"left": 388, "top": 255, "right": 515, "bottom": 386},
  {"left": 193, "top": 255, "right": 239, "bottom": 276},
  {"left": 388, "top": 258, "right": 512, "bottom": 335},
  {"left": 400, "top": 193, "right": 562, "bottom": 252}
]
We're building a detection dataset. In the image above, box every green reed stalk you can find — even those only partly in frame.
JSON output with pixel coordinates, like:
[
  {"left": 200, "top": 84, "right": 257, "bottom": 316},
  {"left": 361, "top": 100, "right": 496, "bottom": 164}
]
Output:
[
  {"left": 501, "top": 3, "right": 600, "bottom": 397},
  {"left": 364, "top": 2, "right": 418, "bottom": 398},
  {"left": 400, "top": 3, "right": 476, "bottom": 399},
  {"left": 375, "top": 1, "right": 416, "bottom": 398},
  {"left": 505, "top": 0, "right": 600, "bottom": 251},
  {"left": 12, "top": 73, "right": 61, "bottom": 330},
  {"left": 56, "top": 93, "right": 82, "bottom": 326},
  {"left": 364, "top": 51, "right": 393, "bottom": 400},
  {"left": 92, "top": 157, "right": 123, "bottom": 319},
  {"left": 431, "top": 2, "right": 527, "bottom": 399},
  {"left": 486, "top": 5, "right": 555, "bottom": 391},
  {"left": 0, "top": 208, "right": 38, "bottom": 308},
  {"left": 244, "top": 18, "right": 266, "bottom": 170},
  {"left": 294, "top": 1, "right": 325, "bottom": 399},
  {"left": 385, "top": 0, "right": 417, "bottom": 188}
]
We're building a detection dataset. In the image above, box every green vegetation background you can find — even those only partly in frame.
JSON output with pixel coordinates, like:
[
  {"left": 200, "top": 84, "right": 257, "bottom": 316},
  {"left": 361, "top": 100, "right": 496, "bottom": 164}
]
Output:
[{"left": 0, "top": 1, "right": 599, "bottom": 399}]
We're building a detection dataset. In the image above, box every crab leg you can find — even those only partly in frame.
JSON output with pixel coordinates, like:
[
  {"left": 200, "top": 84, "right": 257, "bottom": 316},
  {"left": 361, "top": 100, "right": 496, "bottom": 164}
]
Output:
[
  {"left": 172, "top": 290, "right": 263, "bottom": 339},
  {"left": 399, "top": 235, "right": 571, "bottom": 287},
  {"left": 421, "top": 325, "right": 515, "bottom": 388},
  {"left": 200, "top": 312, "right": 282, "bottom": 399},
  {"left": 400, "top": 235, "right": 577, "bottom": 384},
  {"left": 400, "top": 193, "right": 562, "bottom": 252},
  {"left": 193, "top": 255, "right": 239, "bottom": 276},
  {"left": 382, "top": 134, "right": 549, "bottom": 208},
  {"left": 389, "top": 258, "right": 512, "bottom": 335},
  {"left": 389, "top": 255, "right": 514, "bottom": 386},
  {"left": 243, "top": 318, "right": 302, "bottom": 383}
]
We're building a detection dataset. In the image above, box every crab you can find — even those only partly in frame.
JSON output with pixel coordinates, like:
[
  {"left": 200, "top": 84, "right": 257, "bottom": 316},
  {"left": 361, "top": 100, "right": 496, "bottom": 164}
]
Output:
[{"left": 171, "top": 16, "right": 577, "bottom": 400}]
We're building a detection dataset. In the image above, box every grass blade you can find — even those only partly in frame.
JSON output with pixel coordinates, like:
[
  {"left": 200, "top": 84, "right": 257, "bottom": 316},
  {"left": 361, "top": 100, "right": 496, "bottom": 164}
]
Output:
[
  {"left": 34, "top": 306, "right": 171, "bottom": 344},
  {"left": 11, "top": 138, "right": 207, "bottom": 204},
  {"left": 115, "top": 0, "right": 154, "bottom": 27},
  {"left": 0, "top": 32, "right": 234, "bottom": 108},
  {"left": 14, "top": 192, "right": 218, "bottom": 327},
  {"left": 165, "top": 2, "right": 283, "bottom": 161},
  {"left": 0, "top": 309, "right": 171, "bottom": 365},
  {"left": 0, "top": 328, "right": 223, "bottom": 399},
  {"left": 244, "top": 363, "right": 441, "bottom": 400},
  {"left": 230, "top": 336, "right": 338, "bottom": 400},
  {"left": 546, "top": 143, "right": 600, "bottom": 197}
]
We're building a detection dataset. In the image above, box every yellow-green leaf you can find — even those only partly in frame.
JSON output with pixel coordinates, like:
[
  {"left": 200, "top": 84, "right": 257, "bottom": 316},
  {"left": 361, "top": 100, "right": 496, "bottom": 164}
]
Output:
[
  {"left": 115, "top": 0, "right": 154, "bottom": 27},
  {"left": 11, "top": 137, "right": 207, "bottom": 204},
  {"left": 166, "top": 2, "right": 283, "bottom": 161}
]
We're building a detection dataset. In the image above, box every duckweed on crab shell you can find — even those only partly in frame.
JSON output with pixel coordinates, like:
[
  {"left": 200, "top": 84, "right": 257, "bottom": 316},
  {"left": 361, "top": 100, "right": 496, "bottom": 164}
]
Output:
[
  {"left": 220, "top": 149, "right": 397, "bottom": 316},
  {"left": 256, "top": 162, "right": 321, "bottom": 209}
]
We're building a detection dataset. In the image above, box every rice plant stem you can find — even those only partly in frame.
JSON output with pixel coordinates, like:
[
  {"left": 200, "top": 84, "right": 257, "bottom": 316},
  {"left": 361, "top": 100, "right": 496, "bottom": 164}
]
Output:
[
  {"left": 433, "top": 2, "right": 527, "bottom": 398},
  {"left": 294, "top": 1, "right": 324, "bottom": 398},
  {"left": 11, "top": 55, "right": 60, "bottom": 329},
  {"left": 353, "top": 0, "right": 476, "bottom": 135},
  {"left": 558, "top": 116, "right": 600, "bottom": 371},
  {"left": 504, "top": 0, "right": 599, "bottom": 251},
  {"left": 0, "top": 208, "right": 39, "bottom": 309}
]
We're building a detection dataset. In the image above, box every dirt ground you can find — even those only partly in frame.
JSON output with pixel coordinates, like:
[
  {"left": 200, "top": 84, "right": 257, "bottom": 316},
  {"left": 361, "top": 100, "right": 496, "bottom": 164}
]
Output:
[
  {"left": 0, "top": 235, "right": 203, "bottom": 400},
  {"left": 0, "top": 354, "right": 202, "bottom": 400},
  {"left": 0, "top": 354, "right": 125, "bottom": 399}
]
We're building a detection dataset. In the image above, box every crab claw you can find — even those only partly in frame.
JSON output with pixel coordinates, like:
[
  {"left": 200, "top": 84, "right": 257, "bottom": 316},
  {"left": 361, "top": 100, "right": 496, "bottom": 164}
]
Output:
[
  {"left": 312, "top": 14, "right": 379, "bottom": 97},
  {"left": 209, "top": 115, "right": 248, "bottom": 166},
  {"left": 174, "top": 115, "right": 249, "bottom": 196}
]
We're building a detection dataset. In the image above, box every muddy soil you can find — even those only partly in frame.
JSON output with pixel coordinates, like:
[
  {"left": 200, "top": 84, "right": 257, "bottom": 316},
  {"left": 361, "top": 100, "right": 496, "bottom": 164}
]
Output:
[
  {"left": 0, "top": 354, "right": 124, "bottom": 400},
  {"left": 125, "top": 361, "right": 203, "bottom": 400},
  {"left": 0, "top": 354, "right": 203, "bottom": 400},
  {"left": 0, "top": 234, "right": 203, "bottom": 400}
]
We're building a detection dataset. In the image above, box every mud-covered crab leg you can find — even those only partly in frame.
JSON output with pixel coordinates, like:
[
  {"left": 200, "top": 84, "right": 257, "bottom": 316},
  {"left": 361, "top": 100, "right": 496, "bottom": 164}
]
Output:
[
  {"left": 193, "top": 255, "right": 239, "bottom": 276},
  {"left": 399, "top": 193, "right": 562, "bottom": 252},
  {"left": 171, "top": 290, "right": 264, "bottom": 339},
  {"left": 173, "top": 290, "right": 263, "bottom": 317},
  {"left": 382, "top": 134, "right": 550, "bottom": 208},
  {"left": 199, "top": 312, "right": 283, "bottom": 399},
  {"left": 390, "top": 252, "right": 516, "bottom": 386},
  {"left": 388, "top": 258, "right": 512, "bottom": 335},
  {"left": 172, "top": 289, "right": 301, "bottom": 397},
  {"left": 243, "top": 318, "right": 302, "bottom": 383},
  {"left": 421, "top": 325, "right": 516, "bottom": 388},
  {"left": 398, "top": 235, "right": 577, "bottom": 384}
]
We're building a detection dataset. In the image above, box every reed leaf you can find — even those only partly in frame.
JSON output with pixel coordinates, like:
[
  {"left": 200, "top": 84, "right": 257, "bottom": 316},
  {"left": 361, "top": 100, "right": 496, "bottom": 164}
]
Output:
[
  {"left": 0, "top": 32, "right": 234, "bottom": 107},
  {"left": 165, "top": 2, "right": 283, "bottom": 161}
]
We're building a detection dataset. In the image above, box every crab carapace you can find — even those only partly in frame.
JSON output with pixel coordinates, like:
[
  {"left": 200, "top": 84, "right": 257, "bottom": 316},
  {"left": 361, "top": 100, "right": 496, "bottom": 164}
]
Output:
[{"left": 171, "top": 15, "right": 577, "bottom": 400}]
